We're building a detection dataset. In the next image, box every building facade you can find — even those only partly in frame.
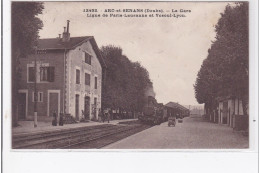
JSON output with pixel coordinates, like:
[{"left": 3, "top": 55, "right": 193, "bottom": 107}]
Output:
[
  {"left": 206, "top": 96, "right": 248, "bottom": 130},
  {"left": 216, "top": 97, "right": 248, "bottom": 128},
  {"left": 17, "top": 21, "right": 106, "bottom": 122},
  {"left": 165, "top": 102, "right": 190, "bottom": 118}
]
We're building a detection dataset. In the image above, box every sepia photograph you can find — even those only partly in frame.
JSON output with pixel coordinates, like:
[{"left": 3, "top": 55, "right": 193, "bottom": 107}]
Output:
[{"left": 10, "top": 1, "right": 252, "bottom": 150}]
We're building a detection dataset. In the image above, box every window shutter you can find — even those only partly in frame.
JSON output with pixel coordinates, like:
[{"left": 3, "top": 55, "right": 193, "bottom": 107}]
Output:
[
  {"left": 95, "top": 77, "right": 97, "bottom": 89},
  {"left": 85, "top": 73, "right": 90, "bottom": 85},
  {"left": 85, "top": 53, "right": 88, "bottom": 63},
  {"left": 84, "top": 52, "right": 92, "bottom": 65},
  {"left": 48, "top": 67, "right": 55, "bottom": 82},
  {"left": 85, "top": 73, "right": 87, "bottom": 85},
  {"left": 28, "top": 67, "right": 35, "bottom": 82},
  {"left": 88, "top": 74, "right": 90, "bottom": 85},
  {"left": 47, "top": 67, "right": 50, "bottom": 81},
  {"left": 76, "top": 69, "right": 80, "bottom": 84}
]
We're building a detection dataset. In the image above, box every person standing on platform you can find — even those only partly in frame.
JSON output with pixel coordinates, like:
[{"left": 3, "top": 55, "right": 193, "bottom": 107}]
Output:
[
  {"left": 104, "top": 110, "right": 109, "bottom": 123},
  {"left": 102, "top": 110, "right": 106, "bottom": 123},
  {"left": 52, "top": 111, "right": 57, "bottom": 126},
  {"left": 98, "top": 109, "right": 102, "bottom": 123},
  {"left": 107, "top": 111, "right": 110, "bottom": 123}
]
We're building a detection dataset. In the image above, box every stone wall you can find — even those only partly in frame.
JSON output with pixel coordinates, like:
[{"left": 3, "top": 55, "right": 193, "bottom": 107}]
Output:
[{"left": 65, "top": 41, "right": 102, "bottom": 120}]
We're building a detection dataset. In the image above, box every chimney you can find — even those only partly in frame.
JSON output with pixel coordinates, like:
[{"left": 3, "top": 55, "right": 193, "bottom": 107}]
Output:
[
  {"left": 62, "top": 20, "right": 70, "bottom": 42},
  {"left": 59, "top": 34, "right": 61, "bottom": 39},
  {"left": 67, "top": 20, "right": 70, "bottom": 33}
]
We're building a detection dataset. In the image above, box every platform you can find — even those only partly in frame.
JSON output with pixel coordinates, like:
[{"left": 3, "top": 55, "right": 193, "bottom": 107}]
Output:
[{"left": 12, "top": 119, "right": 138, "bottom": 136}]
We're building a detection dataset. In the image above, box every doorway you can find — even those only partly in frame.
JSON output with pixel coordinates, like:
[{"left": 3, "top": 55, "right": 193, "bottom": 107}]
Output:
[
  {"left": 75, "top": 94, "right": 79, "bottom": 120},
  {"left": 49, "top": 93, "right": 59, "bottom": 117},
  {"left": 47, "top": 90, "right": 60, "bottom": 117},
  {"left": 18, "top": 93, "right": 27, "bottom": 120},
  {"left": 93, "top": 97, "right": 97, "bottom": 119},
  {"left": 84, "top": 96, "right": 90, "bottom": 120}
]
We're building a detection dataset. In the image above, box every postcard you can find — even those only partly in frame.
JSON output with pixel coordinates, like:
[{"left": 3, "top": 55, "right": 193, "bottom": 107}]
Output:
[{"left": 3, "top": 1, "right": 259, "bottom": 173}]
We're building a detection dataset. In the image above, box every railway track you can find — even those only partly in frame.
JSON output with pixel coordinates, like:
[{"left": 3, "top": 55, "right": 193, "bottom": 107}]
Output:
[
  {"left": 12, "top": 124, "right": 114, "bottom": 149},
  {"left": 12, "top": 121, "right": 151, "bottom": 149},
  {"left": 66, "top": 123, "right": 151, "bottom": 149}
]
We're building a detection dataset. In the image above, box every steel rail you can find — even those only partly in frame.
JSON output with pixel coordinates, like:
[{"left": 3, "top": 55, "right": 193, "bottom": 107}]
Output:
[
  {"left": 61, "top": 124, "right": 147, "bottom": 149},
  {"left": 13, "top": 125, "right": 131, "bottom": 149}
]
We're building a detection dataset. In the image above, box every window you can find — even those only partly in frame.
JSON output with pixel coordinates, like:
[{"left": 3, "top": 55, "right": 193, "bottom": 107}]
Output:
[
  {"left": 84, "top": 52, "right": 91, "bottom": 65},
  {"left": 40, "top": 66, "right": 55, "bottom": 82},
  {"left": 40, "top": 67, "right": 48, "bottom": 81},
  {"left": 38, "top": 92, "right": 43, "bottom": 102},
  {"left": 32, "top": 92, "right": 43, "bottom": 102},
  {"left": 76, "top": 69, "right": 80, "bottom": 84},
  {"left": 94, "top": 77, "right": 97, "bottom": 89},
  {"left": 48, "top": 67, "right": 55, "bottom": 82},
  {"left": 32, "top": 92, "right": 37, "bottom": 102},
  {"left": 28, "top": 67, "right": 35, "bottom": 82},
  {"left": 94, "top": 97, "right": 97, "bottom": 106},
  {"left": 85, "top": 73, "right": 90, "bottom": 85}
]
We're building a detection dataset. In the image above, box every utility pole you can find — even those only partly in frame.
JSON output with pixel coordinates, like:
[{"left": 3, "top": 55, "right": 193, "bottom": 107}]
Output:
[{"left": 34, "top": 47, "right": 38, "bottom": 128}]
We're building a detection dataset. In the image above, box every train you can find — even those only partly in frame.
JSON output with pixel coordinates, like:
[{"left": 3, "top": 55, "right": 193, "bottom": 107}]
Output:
[
  {"left": 138, "top": 96, "right": 190, "bottom": 125},
  {"left": 138, "top": 96, "right": 166, "bottom": 125}
]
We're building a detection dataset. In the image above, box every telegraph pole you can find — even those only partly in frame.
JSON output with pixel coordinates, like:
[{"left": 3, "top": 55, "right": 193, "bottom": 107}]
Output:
[{"left": 34, "top": 47, "right": 38, "bottom": 127}]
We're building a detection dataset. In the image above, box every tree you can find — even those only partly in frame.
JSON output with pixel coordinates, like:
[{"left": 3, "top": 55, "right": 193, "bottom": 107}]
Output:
[
  {"left": 194, "top": 2, "right": 249, "bottom": 116},
  {"left": 12, "top": 2, "right": 44, "bottom": 126},
  {"left": 215, "top": 2, "right": 249, "bottom": 115},
  {"left": 101, "top": 45, "right": 152, "bottom": 118}
]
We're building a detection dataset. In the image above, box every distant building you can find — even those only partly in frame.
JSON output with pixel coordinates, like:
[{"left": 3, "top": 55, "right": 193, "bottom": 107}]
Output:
[
  {"left": 17, "top": 20, "right": 106, "bottom": 122},
  {"left": 183, "top": 105, "right": 204, "bottom": 115},
  {"left": 165, "top": 102, "right": 190, "bottom": 118}
]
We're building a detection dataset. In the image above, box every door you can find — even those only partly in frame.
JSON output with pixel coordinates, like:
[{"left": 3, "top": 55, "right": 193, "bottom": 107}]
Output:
[
  {"left": 75, "top": 94, "right": 79, "bottom": 120},
  {"left": 84, "top": 96, "right": 90, "bottom": 120},
  {"left": 49, "top": 93, "right": 59, "bottom": 117},
  {"left": 18, "top": 93, "right": 26, "bottom": 120},
  {"left": 94, "top": 97, "right": 97, "bottom": 119}
]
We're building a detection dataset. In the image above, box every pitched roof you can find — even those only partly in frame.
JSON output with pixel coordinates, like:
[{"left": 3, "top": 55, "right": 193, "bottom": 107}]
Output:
[
  {"left": 37, "top": 36, "right": 106, "bottom": 68},
  {"left": 165, "top": 102, "right": 189, "bottom": 111},
  {"left": 37, "top": 36, "right": 92, "bottom": 50},
  {"left": 165, "top": 102, "right": 179, "bottom": 109},
  {"left": 178, "top": 104, "right": 189, "bottom": 111}
]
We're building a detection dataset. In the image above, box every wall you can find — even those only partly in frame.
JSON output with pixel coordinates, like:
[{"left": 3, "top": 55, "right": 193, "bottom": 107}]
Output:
[
  {"left": 65, "top": 41, "right": 102, "bottom": 120},
  {"left": 18, "top": 51, "right": 65, "bottom": 119},
  {"left": 218, "top": 98, "right": 245, "bottom": 127},
  {"left": 234, "top": 98, "right": 244, "bottom": 115},
  {"left": 227, "top": 99, "right": 234, "bottom": 126}
]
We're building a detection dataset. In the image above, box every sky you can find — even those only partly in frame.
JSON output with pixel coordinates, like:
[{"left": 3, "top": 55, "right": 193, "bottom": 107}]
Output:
[{"left": 38, "top": 2, "right": 228, "bottom": 106}]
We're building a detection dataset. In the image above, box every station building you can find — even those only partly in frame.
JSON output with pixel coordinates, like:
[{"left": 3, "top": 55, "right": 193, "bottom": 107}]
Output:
[
  {"left": 17, "top": 20, "right": 106, "bottom": 122},
  {"left": 214, "top": 96, "right": 248, "bottom": 130},
  {"left": 165, "top": 102, "right": 190, "bottom": 118}
]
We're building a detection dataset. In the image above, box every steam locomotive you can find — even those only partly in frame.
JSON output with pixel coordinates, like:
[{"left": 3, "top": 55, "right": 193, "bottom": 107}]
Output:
[
  {"left": 138, "top": 96, "right": 190, "bottom": 125},
  {"left": 138, "top": 96, "right": 167, "bottom": 125}
]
